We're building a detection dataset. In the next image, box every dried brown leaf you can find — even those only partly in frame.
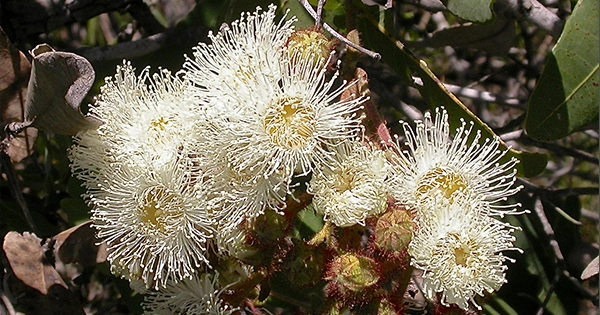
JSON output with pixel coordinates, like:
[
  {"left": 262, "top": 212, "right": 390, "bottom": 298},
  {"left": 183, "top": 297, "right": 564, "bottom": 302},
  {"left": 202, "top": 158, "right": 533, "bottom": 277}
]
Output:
[
  {"left": 25, "top": 44, "right": 100, "bottom": 135},
  {"left": 2, "top": 231, "right": 67, "bottom": 295},
  {"left": 53, "top": 221, "right": 107, "bottom": 267},
  {"left": 342, "top": 66, "right": 393, "bottom": 146},
  {"left": 0, "top": 27, "right": 38, "bottom": 163}
]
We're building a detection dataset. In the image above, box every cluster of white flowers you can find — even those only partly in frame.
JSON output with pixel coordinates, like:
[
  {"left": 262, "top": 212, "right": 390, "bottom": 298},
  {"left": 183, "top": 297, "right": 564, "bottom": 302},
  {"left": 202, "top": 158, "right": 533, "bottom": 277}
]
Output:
[
  {"left": 386, "top": 108, "right": 524, "bottom": 310},
  {"left": 69, "top": 4, "right": 379, "bottom": 314},
  {"left": 69, "top": 4, "right": 524, "bottom": 313}
]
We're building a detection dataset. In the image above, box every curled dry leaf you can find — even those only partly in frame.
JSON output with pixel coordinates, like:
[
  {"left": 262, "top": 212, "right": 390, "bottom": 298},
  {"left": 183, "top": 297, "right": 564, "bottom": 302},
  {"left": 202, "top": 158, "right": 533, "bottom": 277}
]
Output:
[
  {"left": 25, "top": 44, "right": 101, "bottom": 135},
  {"left": 0, "top": 27, "right": 38, "bottom": 163},
  {"left": 52, "top": 221, "right": 108, "bottom": 267},
  {"left": 341, "top": 65, "right": 393, "bottom": 146},
  {"left": 2, "top": 231, "right": 67, "bottom": 295}
]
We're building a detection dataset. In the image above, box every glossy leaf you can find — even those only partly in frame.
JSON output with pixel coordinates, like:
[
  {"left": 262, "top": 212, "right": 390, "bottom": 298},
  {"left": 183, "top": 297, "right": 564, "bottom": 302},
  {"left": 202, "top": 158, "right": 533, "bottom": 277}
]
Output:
[
  {"left": 356, "top": 12, "right": 547, "bottom": 177},
  {"left": 525, "top": 0, "right": 599, "bottom": 141}
]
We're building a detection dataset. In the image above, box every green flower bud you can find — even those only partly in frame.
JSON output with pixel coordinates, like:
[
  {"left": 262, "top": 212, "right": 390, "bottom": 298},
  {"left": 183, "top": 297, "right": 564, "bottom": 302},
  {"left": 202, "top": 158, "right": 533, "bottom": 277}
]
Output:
[{"left": 324, "top": 253, "right": 381, "bottom": 306}]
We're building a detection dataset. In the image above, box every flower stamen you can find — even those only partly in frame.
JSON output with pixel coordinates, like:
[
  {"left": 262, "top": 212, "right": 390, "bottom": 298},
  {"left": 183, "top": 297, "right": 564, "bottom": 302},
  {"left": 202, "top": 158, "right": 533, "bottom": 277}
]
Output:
[{"left": 264, "top": 96, "right": 316, "bottom": 150}]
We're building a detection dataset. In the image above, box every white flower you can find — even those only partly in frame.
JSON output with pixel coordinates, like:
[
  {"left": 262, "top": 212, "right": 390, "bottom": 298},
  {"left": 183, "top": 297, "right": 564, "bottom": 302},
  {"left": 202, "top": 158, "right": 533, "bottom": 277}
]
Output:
[
  {"left": 85, "top": 156, "right": 213, "bottom": 290},
  {"left": 181, "top": 5, "right": 366, "bottom": 232},
  {"left": 387, "top": 107, "right": 523, "bottom": 217},
  {"left": 184, "top": 5, "right": 365, "bottom": 184},
  {"left": 308, "top": 140, "right": 388, "bottom": 227},
  {"left": 70, "top": 64, "right": 214, "bottom": 289},
  {"left": 192, "top": 145, "right": 286, "bottom": 257},
  {"left": 409, "top": 195, "right": 518, "bottom": 310},
  {"left": 142, "top": 272, "right": 238, "bottom": 315},
  {"left": 208, "top": 52, "right": 365, "bottom": 186},
  {"left": 209, "top": 151, "right": 287, "bottom": 222},
  {"left": 73, "top": 62, "right": 201, "bottom": 169},
  {"left": 213, "top": 223, "right": 252, "bottom": 259},
  {"left": 184, "top": 5, "right": 297, "bottom": 118}
]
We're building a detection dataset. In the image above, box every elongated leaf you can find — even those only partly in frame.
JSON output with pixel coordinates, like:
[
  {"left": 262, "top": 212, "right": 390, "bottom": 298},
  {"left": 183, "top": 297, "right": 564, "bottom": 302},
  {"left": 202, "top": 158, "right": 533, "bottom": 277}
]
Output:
[
  {"left": 407, "top": 17, "right": 516, "bottom": 56},
  {"left": 444, "top": 0, "right": 494, "bottom": 22},
  {"left": 356, "top": 12, "right": 547, "bottom": 177},
  {"left": 525, "top": 0, "right": 599, "bottom": 141}
]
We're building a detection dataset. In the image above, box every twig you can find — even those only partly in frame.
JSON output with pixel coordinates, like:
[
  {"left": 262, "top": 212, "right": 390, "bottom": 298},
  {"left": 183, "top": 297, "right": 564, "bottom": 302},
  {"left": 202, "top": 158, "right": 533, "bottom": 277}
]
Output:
[
  {"left": 3, "top": 0, "right": 130, "bottom": 41},
  {"left": 500, "top": 129, "right": 524, "bottom": 141},
  {"left": 315, "top": 0, "right": 326, "bottom": 30},
  {"left": 517, "top": 178, "right": 595, "bottom": 225},
  {"left": 496, "top": 0, "right": 564, "bottom": 38},
  {"left": 531, "top": 198, "right": 595, "bottom": 309},
  {"left": 298, "top": 0, "right": 381, "bottom": 60},
  {"left": 403, "top": 0, "right": 447, "bottom": 12},
  {"left": 581, "top": 208, "right": 599, "bottom": 222},
  {"left": 411, "top": 77, "right": 523, "bottom": 107},
  {"left": 537, "top": 271, "right": 561, "bottom": 315},
  {"left": 543, "top": 198, "right": 582, "bottom": 225},
  {"left": 77, "top": 26, "right": 208, "bottom": 62},
  {"left": 520, "top": 136, "right": 599, "bottom": 165},
  {"left": 126, "top": 0, "right": 166, "bottom": 35},
  {"left": 98, "top": 13, "right": 117, "bottom": 44},
  {"left": 0, "top": 152, "right": 38, "bottom": 234},
  {"left": 403, "top": 0, "right": 563, "bottom": 38},
  {"left": 0, "top": 291, "right": 16, "bottom": 315}
]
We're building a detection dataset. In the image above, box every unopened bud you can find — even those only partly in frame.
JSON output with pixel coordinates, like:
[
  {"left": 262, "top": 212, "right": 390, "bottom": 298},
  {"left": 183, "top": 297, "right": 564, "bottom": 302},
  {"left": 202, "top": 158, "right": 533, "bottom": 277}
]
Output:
[
  {"left": 286, "top": 30, "right": 332, "bottom": 65},
  {"left": 373, "top": 206, "right": 414, "bottom": 255},
  {"left": 324, "top": 253, "right": 381, "bottom": 306}
]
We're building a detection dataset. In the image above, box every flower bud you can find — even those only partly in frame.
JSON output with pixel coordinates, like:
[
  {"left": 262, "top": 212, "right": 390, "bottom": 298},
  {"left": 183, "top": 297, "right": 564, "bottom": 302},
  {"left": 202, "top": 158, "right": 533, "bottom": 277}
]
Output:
[
  {"left": 286, "top": 30, "right": 333, "bottom": 65},
  {"left": 373, "top": 205, "right": 414, "bottom": 256},
  {"left": 324, "top": 253, "right": 381, "bottom": 305}
]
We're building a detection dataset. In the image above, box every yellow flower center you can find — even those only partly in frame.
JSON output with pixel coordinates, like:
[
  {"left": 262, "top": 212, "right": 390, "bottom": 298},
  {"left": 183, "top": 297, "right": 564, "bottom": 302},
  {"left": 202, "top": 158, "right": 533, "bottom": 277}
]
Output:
[
  {"left": 150, "top": 117, "right": 169, "bottom": 131},
  {"left": 454, "top": 245, "right": 470, "bottom": 267},
  {"left": 417, "top": 167, "right": 467, "bottom": 202},
  {"left": 264, "top": 97, "right": 316, "bottom": 150},
  {"left": 332, "top": 168, "right": 356, "bottom": 193},
  {"left": 138, "top": 186, "right": 181, "bottom": 234}
]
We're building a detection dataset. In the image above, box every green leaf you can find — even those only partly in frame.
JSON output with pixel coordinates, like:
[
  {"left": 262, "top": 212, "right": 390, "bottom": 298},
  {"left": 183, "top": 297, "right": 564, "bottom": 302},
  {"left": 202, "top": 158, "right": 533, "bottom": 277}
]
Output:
[
  {"left": 356, "top": 12, "right": 547, "bottom": 177},
  {"left": 281, "top": 0, "right": 315, "bottom": 29},
  {"left": 295, "top": 204, "right": 324, "bottom": 239},
  {"left": 483, "top": 295, "right": 519, "bottom": 315},
  {"left": 525, "top": 0, "right": 599, "bottom": 141},
  {"left": 407, "top": 17, "right": 516, "bottom": 56},
  {"left": 444, "top": 0, "right": 495, "bottom": 22}
]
